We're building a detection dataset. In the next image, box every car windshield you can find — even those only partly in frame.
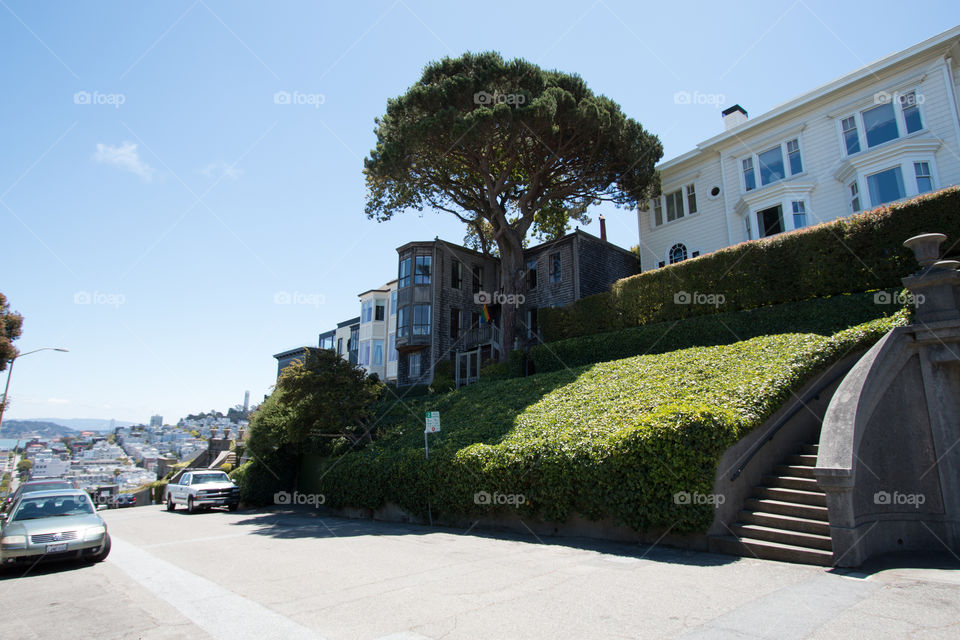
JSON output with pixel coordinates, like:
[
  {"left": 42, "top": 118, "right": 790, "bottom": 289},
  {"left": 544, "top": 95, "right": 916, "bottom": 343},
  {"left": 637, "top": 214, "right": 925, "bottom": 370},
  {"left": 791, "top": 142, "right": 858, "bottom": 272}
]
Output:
[
  {"left": 12, "top": 495, "right": 94, "bottom": 521},
  {"left": 193, "top": 473, "right": 230, "bottom": 484}
]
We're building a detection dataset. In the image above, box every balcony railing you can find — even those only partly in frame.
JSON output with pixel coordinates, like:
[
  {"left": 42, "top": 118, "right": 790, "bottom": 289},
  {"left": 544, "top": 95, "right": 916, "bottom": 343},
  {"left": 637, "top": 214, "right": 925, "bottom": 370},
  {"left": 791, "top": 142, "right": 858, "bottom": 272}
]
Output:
[{"left": 461, "top": 324, "right": 501, "bottom": 351}]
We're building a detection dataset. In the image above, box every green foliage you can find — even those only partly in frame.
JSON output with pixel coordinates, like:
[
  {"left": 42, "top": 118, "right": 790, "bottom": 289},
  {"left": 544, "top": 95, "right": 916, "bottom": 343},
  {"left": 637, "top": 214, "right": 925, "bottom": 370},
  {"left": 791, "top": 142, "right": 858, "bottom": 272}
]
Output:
[
  {"left": 246, "top": 349, "right": 384, "bottom": 461},
  {"left": 0, "top": 292, "right": 23, "bottom": 373},
  {"left": 507, "top": 349, "right": 527, "bottom": 378},
  {"left": 430, "top": 359, "right": 456, "bottom": 393},
  {"left": 144, "top": 480, "right": 167, "bottom": 504},
  {"left": 230, "top": 454, "right": 296, "bottom": 506},
  {"left": 540, "top": 187, "right": 960, "bottom": 342},
  {"left": 301, "top": 314, "right": 905, "bottom": 533},
  {"left": 479, "top": 361, "right": 510, "bottom": 381},
  {"left": 532, "top": 291, "right": 906, "bottom": 373}
]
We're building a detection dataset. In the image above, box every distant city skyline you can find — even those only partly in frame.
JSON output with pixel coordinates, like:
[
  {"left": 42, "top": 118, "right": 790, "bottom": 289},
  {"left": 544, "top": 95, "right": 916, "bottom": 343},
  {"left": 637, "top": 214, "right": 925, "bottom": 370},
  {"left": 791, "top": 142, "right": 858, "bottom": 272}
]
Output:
[{"left": 4, "top": 2, "right": 959, "bottom": 421}]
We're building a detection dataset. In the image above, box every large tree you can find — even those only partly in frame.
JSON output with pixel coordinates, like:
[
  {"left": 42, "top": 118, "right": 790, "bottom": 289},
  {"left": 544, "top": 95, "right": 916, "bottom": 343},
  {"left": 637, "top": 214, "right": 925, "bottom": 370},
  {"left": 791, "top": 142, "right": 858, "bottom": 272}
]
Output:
[
  {"left": 364, "top": 52, "right": 662, "bottom": 359},
  {"left": 0, "top": 293, "right": 23, "bottom": 371}
]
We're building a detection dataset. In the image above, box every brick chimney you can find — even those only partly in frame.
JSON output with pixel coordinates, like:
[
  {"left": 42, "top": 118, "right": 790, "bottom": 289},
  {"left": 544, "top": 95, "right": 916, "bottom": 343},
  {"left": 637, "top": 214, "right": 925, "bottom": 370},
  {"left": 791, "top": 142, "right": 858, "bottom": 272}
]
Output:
[{"left": 599, "top": 214, "right": 607, "bottom": 242}]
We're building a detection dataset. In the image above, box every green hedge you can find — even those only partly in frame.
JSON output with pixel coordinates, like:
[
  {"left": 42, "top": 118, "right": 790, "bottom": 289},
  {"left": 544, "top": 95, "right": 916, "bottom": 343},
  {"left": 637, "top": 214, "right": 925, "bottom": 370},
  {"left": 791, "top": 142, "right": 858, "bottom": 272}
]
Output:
[
  {"left": 301, "top": 313, "right": 906, "bottom": 533},
  {"left": 531, "top": 290, "right": 905, "bottom": 373},
  {"left": 541, "top": 187, "right": 960, "bottom": 342}
]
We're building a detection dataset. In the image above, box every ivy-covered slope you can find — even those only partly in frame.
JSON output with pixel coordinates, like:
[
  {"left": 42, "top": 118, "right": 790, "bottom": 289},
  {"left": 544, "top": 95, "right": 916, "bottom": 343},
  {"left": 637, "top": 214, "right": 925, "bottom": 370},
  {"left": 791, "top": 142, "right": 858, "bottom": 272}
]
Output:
[{"left": 301, "top": 313, "right": 907, "bottom": 533}]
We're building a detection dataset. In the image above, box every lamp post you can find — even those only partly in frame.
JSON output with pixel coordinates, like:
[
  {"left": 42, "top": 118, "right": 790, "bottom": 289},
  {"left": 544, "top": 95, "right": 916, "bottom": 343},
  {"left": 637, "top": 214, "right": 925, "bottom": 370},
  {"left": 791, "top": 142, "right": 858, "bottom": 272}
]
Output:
[{"left": 0, "top": 348, "right": 69, "bottom": 434}]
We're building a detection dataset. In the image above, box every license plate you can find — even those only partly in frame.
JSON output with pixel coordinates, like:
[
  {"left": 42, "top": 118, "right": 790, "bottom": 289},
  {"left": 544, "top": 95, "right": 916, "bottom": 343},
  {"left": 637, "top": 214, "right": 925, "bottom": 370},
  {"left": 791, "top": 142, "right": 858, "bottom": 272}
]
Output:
[{"left": 45, "top": 543, "right": 68, "bottom": 553}]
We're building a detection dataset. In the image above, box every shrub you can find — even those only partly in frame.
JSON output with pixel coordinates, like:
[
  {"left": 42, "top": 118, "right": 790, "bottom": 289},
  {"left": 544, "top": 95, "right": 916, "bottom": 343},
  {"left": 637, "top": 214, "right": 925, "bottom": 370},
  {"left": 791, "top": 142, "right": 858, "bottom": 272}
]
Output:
[
  {"left": 231, "top": 452, "right": 296, "bottom": 506},
  {"left": 430, "top": 359, "right": 456, "bottom": 393},
  {"left": 540, "top": 187, "right": 960, "bottom": 342},
  {"left": 479, "top": 361, "right": 510, "bottom": 381},
  {"left": 532, "top": 290, "right": 906, "bottom": 373},
  {"left": 303, "top": 313, "right": 907, "bottom": 533}
]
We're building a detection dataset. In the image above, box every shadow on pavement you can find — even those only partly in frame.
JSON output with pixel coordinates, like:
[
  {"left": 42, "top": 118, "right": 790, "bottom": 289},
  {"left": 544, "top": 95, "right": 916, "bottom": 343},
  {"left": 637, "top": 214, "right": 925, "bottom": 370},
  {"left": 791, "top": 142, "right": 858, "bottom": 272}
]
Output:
[{"left": 230, "top": 507, "right": 738, "bottom": 568}]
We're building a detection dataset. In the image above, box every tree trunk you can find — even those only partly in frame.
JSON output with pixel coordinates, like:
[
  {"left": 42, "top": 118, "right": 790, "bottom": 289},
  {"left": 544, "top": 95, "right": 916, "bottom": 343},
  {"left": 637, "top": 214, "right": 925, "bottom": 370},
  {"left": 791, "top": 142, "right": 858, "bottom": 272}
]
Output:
[{"left": 496, "top": 229, "right": 526, "bottom": 362}]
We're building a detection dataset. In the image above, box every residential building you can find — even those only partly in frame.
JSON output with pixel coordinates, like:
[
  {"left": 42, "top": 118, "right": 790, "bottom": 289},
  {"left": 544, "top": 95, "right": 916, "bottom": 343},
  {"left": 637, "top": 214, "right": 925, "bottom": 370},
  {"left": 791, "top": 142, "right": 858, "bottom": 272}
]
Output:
[
  {"left": 149, "top": 415, "right": 162, "bottom": 427},
  {"left": 394, "top": 229, "right": 639, "bottom": 387},
  {"left": 318, "top": 329, "right": 335, "bottom": 350},
  {"left": 334, "top": 316, "right": 361, "bottom": 365},
  {"left": 637, "top": 25, "right": 960, "bottom": 272},
  {"left": 272, "top": 346, "right": 320, "bottom": 379},
  {"left": 357, "top": 280, "right": 398, "bottom": 382}
]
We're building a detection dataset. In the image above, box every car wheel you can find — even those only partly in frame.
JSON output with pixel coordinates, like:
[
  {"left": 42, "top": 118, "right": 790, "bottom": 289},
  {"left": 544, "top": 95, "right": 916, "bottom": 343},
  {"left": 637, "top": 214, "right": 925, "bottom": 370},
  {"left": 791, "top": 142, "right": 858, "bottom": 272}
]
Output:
[
  {"left": 187, "top": 496, "right": 196, "bottom": 514},
  {"left": 91, "top": 534, "right": 111, "bottom": 563},
  {"left": 166, "top": 494, "right": 176, "bottom": 511}
]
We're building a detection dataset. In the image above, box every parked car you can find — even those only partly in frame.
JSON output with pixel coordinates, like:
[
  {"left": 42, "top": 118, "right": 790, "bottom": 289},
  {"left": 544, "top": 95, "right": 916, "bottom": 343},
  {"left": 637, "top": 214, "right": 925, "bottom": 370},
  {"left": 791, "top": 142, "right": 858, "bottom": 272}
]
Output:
[
  {"left": 165, "top": 470, "right": 239, "bottom": 513},
  {"left": 3, "top": 479, "right": 74, "bottom": 513},
  {"left": 113, "top": 494, "right": 136, "bottom": 508},
  {"left": 0, "top": 489, "right": 110, "bottom": 569}
]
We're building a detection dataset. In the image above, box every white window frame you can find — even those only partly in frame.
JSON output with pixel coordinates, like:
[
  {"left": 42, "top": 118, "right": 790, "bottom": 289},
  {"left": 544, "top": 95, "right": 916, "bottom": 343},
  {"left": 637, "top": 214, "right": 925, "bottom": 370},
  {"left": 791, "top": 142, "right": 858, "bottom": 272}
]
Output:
[
  {"left": 741, "top": 137, "right": 805, "bottom": 193},
  {"left": 846, "top": 155, "right": 937, "bottom": 210},
  {"left": 837, "top": 89, "right": 926, "bottom": 157},
  {"left": 650, "top": 181, "right": 698, "bottom": 227}
]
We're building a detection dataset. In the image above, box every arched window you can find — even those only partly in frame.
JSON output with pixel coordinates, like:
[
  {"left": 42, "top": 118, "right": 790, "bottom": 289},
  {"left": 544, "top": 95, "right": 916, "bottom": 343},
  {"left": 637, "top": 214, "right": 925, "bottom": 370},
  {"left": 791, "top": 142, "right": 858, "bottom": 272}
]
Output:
[{"left": 669, "top": 243, "right": 688, "bottom": 264}]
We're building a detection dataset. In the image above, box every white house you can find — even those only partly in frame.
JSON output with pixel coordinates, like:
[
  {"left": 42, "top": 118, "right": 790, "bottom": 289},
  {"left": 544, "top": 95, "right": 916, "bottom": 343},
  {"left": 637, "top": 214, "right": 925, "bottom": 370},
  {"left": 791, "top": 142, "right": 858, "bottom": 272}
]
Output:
[
  {"left": 356, "top": 280, "right": 399, "bottom": 382},
  {"left": 638, "top": 25, "right": 960, "bottom": 272}
]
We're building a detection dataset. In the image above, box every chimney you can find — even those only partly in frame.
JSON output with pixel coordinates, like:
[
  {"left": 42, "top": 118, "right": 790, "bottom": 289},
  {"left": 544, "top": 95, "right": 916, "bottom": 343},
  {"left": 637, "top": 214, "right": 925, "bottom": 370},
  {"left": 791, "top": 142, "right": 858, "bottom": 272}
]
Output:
[
  {"left": 722, "top": 104, "right": 748, "bottom": 131},
  {"left": 599, "top": 214, "right": 607, "bottom": 242}
]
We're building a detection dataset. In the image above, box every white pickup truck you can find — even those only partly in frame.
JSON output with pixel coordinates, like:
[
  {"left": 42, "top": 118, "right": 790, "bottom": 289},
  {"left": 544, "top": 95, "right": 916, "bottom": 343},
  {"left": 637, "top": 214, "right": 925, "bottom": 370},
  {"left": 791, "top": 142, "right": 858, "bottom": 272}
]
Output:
[{"left": 165, "top": 470, "right": 240, "bottom": 513}]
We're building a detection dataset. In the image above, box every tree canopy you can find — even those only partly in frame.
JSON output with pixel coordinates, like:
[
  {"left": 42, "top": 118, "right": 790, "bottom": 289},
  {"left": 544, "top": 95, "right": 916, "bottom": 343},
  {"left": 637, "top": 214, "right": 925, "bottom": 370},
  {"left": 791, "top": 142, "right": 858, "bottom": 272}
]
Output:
[
  {"left": 0, "top": 293, "right": 23, "bottom": 371},
  {"left": 364, "top": 52, "right": 662, "bottom": 357}
]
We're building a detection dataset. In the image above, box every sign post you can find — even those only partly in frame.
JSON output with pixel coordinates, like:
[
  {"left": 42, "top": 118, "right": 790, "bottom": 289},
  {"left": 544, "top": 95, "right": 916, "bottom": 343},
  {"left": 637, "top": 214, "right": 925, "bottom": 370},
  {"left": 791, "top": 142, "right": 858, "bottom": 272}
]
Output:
[{"left": 424, "top": 411, "right": 440, "bottom": 525}]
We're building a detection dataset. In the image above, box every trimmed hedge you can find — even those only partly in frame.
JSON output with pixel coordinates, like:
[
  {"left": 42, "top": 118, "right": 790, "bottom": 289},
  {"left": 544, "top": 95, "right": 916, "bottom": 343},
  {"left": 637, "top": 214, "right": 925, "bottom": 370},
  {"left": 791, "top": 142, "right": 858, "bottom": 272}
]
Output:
[
  {"left": 541, "top": 187, "right": 960, "bottom": 342},
  {"left": 531, "top": 290, "right": 906, "bottom": 373},
  {"left": 301, "top": 313, "right": 907, "bottom": 533}
]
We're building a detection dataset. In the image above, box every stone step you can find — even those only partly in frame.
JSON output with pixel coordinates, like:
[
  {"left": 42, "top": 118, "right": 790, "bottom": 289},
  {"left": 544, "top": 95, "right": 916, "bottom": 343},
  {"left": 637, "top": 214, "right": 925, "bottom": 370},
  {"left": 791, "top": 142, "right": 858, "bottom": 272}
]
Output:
[
  {"left": 739, "top": 510, "right": 831, "bottom": 536},
  {"left": 744, "top": 498, "right": 829, "bottom": 521},
  {"left": 710, "top": 536, "right": 833, "bottom": 566},
  {"left": 773, "top": 464, "right": 816, "bottom": 479},
  {"left": 730, "top": 523, "right": 833, "bottom": 551},
  {"left": 762, "top": 475, "right": 821, "bottom": 492},
  {"left": 785, "top": 454, "right": 819, "bottom": 467},
  {"left": 754, "top": 486, "right": 827, "bottom": 507},
  {"left": 798, "top": 444, "right": 819, "bottom": 456}
]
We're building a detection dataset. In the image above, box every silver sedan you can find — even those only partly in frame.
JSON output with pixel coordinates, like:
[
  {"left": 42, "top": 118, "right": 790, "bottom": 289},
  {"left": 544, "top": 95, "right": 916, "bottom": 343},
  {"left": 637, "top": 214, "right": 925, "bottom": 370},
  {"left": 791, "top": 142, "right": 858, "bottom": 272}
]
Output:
[{"left": 0, "top": 489, "right": 111, "bottom": 569}]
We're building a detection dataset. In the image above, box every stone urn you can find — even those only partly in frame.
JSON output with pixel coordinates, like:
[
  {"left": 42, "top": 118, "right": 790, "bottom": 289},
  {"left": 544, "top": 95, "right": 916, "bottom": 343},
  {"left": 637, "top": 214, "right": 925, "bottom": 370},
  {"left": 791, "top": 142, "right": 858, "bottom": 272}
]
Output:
[{"left": 903, "top": 233, "right": 947, "bottom": 268}]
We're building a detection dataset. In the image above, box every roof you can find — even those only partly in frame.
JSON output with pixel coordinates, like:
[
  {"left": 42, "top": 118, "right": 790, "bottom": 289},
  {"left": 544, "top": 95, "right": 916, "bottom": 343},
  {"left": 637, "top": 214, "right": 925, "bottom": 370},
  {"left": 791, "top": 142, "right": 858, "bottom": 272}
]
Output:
[
  {"left": 336, "top": 316, "right": 361, "bottom": 328},
  {"left": 272, "top": 346, "right": 318, "bottom": 360},
  {"left": 658, "top": 24, "right": 960, "bottom": 171}
]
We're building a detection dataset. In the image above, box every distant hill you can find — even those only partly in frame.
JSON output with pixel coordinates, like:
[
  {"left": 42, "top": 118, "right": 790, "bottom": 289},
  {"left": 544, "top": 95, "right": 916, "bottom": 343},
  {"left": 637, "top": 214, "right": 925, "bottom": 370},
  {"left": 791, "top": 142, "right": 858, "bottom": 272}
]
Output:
[
  {"left": 26, "top": 418, "right": 138, "bottom": 431},
  {"left": 0, "top": 420, "right": 78, "bottom": 439}
]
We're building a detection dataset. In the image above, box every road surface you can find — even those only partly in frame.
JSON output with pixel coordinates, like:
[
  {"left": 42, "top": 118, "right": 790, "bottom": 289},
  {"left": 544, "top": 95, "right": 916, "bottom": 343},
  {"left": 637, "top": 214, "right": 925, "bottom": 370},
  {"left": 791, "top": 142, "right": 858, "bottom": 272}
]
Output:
[{"left": 1, "top": 505, "right": 958, "bottom": 639}]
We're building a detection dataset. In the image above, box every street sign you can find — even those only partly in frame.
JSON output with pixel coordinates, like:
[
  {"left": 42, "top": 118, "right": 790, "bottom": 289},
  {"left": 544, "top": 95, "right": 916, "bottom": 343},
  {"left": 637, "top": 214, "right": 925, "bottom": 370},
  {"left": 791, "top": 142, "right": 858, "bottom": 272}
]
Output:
[{"left": 424, "top": 411, "right": 441, "bottom": 434}]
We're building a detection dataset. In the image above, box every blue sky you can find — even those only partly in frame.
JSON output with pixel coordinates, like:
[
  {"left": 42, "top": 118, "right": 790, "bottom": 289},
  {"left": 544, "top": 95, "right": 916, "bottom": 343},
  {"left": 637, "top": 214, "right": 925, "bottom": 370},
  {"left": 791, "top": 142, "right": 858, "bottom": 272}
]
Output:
[{"left": 2, "top": 1, "right": 959, "bottom": 424}]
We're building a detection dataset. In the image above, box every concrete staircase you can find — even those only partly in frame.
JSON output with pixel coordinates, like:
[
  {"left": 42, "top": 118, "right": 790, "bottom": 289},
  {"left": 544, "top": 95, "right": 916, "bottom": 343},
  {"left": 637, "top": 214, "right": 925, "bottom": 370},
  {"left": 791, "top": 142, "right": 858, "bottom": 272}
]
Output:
[{"left": 712, "top": 444, "right": 834, "bottom": 566}]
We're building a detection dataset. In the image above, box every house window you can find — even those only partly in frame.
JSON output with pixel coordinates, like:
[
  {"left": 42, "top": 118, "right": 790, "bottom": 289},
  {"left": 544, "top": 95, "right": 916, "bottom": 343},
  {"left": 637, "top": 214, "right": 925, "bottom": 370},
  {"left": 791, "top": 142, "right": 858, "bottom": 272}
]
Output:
[
  {"left": 669, "top": 243, "right": 687, "bottom": 264},
  {"left": 786, "top": 139, "right": 802, "bottom": 175},
  {"left": 792, "top": 201, "right": 807, "bottom": 228},
  {"left": 471, "top": 311, "right": 481, "bottom": 329},
  {"left": 745, "top": 217, "right": 752, "bottom": 240},
  {"left": 652, "top": 198, "right": 663, "bottom": 226},
  {"left": 373, "top": 340, "right": 384, "bottom": 366},
  {"left": 388, "top": 335, "right": 397, "bottom": 362},
  {"left": 915, "top": 162, "right": 933, "bottom": 194},
  {"left": 390, "top": 290, "right": 397, "bottom": 315},
  {"left": 849, "top": 181, "right": 861, "bottom": 212},
  {"left": 414, "top": 255, "right": 432, "bottom": 285},
  {"left": 399, "top": 258, "right": 411, "bottom": 288},
  {"left": 901, "top": 91, "right": 923, "bottom": 134},
  {"left": 758, "top": 145, "right": 786, "bottom": 186},
  {"left": 742, "top": 158, "right": 756, "bottom": 191},
  {"left": 451, "top": 260, "right": 462, "bottom": 289},
  {"left": 360, "top": 343, "right": 370, "bottom": 366},
  {"left": 867, "top": 166, "right": 906, "bottom": 206},
  {"left": 549, "top": 252, "right": 561, "bottom": 283},
  {"left": 685, "top": 184, "right": 698, "bottom": 215},
  {"left": 375, "top": 301, "right": 385, "bottom": 321},
  {"left": 665, "top": 189, "right": 684, "bottom": 222},
  {"left": 841, "top": 117, "right": 860, "bottom": 155},
  {"left": 450, "top": 308, "right": 460, "bottom": 339},
  {"left": 863, "top": 102, "right": 898, "bottom": 148},
  {"left": 757, "top": 205, "right": 784, "bottom": 237},
  {"left": 397, "top": 307, "right": 409, "bottom": 337},
  {"left": 408, "top": 352, "right": 421, "bottom": 378},
  {"left": 361, "top": 300, "right": 373, "bottom": 323},
  {"left": 526, "top": 259, "right": 538, "bottom": 289},
  {"left": 472, "top": 265, "right": 483, "bottom": 294},
  {"left": 337, "top": 338, "right": 343, "bottom": 355},
  {"left": 413, "top": 304, "right": 431, "bottom": 335}
]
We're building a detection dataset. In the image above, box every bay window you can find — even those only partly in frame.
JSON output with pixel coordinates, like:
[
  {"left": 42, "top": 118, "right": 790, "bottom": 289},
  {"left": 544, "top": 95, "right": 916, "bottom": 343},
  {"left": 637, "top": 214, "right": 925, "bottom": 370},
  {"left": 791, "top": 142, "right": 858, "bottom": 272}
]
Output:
[
  {"left": 413, "top": 304, "right": 431, "bottom": 335},
  {"left": 866, "top": 166, "right": 906, "bottom": 206},
  {"left": 840, "top": 90, "right": 924, "bottom": 156},
  {"left": 741, "top": 138, "right": 802, "bottom": 192},
  {"left": 914, "top": 162, "right": 933, "bottom": 193}
]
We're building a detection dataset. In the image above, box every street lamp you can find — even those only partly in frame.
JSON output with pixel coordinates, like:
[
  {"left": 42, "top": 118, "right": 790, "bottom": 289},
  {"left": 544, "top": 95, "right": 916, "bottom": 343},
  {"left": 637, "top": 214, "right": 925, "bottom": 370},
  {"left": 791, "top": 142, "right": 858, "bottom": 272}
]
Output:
[{"left": 0, "top": 347, "right": 69, "bottom": 433}]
